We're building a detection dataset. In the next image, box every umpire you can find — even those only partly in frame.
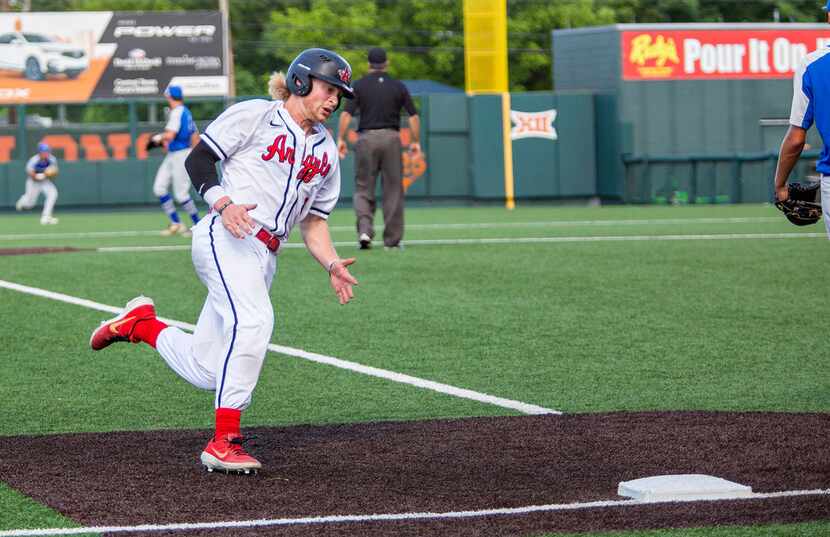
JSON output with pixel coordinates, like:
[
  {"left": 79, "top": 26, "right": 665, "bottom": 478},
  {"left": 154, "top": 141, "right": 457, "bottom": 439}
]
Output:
[{"left": 337, "top": 47, "right": 421, "bottom": 250}]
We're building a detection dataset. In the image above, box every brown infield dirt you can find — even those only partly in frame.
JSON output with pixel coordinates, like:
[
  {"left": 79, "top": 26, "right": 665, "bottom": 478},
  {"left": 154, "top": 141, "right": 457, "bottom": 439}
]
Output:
[
  {"left": 0, "top": 247, "right": 81, "bottom": 256},
  {"left": 0, "top": 412, "right": 828, "bottom": 536}
]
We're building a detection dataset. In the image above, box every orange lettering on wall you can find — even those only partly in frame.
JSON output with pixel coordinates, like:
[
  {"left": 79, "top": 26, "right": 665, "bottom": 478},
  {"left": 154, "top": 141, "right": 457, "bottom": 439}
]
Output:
[
  {"left": 0, "top": 136, "right": 15, "bottom": 162},
  {"left": 107, "top": 133, "right": 132, "bottom": 161},
  {"left": 41, "top": 135, "right": 78, "bottom": 161},
  {"left": 80, "top": 134, "right": 108, "bottom": 161}
]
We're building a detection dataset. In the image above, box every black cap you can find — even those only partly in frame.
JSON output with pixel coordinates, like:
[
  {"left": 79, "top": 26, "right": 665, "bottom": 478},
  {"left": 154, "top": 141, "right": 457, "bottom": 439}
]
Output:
[{"left": 368, "top": 47, "right": 387, "bottom": 64}]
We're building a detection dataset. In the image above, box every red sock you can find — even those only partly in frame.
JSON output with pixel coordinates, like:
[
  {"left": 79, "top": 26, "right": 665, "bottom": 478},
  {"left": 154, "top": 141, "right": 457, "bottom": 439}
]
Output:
[
  {"left": 215, "top": 408, "right": 241, "bottom": 439},
  {"left": 131, "top": 318, "right": 168, "bottom": 348}
]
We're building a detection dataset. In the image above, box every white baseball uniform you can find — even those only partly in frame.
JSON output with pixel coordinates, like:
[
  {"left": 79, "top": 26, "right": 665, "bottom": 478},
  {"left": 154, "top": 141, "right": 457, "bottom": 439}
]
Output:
[
  {"left": 153, "top": 98, "right": 341, "bottom": 410},
  {"left": 17, "top": 154, "right": 58, "bottom": 220},
  {"left": 153, "top": 104, "right": 196, "bottom": 202}
]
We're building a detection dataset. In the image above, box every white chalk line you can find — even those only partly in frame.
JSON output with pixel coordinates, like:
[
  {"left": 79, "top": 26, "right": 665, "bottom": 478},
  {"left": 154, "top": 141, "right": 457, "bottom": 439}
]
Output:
[
  {"left": 91, "top": 231, "right": 826, "bottom": 253},
  {"left": 0, "top": 279, "right": 556, "bottom": 417},
  {"left": 1, "top": 488, "right": 828, "bottom": 536},
  {"left": 0, "top": 216, "right": 783, "bottom": 241}
]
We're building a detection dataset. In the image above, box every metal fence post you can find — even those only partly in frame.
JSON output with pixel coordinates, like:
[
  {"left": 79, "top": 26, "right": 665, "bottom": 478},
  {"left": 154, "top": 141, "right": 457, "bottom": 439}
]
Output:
[
  {"left": 128, "top": 101, "right": 138, "bottom": 158},
  {"left": 690, "top": 159, "right": 698, "bottom": 204},
  {"left": 16, "top": 104, "right": 26, "bottom": 161}
]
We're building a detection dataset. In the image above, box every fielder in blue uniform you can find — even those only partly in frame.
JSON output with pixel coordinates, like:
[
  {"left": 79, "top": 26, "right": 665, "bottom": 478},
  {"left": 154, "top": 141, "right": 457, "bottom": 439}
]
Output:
[
  {"left": 16, "top": 142, "right": 59, "bottom": 225},
  {"left": 774, "top": 0, "right": 830, "bottom": 237},
  {"left": 153, "top": 85, "right": 200, "bottom": 236}
]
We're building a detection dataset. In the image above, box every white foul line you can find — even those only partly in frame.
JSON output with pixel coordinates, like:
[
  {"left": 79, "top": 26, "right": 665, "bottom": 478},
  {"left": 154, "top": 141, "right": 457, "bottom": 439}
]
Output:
[
  {"left": 0, "top": 279, "right": 557, "bottom": 416},
  {"left": 92, "top": 232, "right": 826, "bottom": 253},
  {"left": 1, "top": 488, "right": 827, "bottom": 536},
  {"left": 0, "top": 217, "right": 785, "bottom": 241}
]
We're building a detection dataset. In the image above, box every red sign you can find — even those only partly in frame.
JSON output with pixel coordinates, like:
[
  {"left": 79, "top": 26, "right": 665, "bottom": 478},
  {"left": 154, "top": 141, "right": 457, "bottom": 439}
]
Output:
[{"left": 622, "top": 29, "right": 830, "bottom": 80}]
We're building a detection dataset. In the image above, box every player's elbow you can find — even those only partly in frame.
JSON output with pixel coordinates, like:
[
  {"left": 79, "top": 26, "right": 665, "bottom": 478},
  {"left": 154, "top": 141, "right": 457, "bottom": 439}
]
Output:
[
  {"left": 185, "top": 141, "right": 221, "bottom": 195},
  {"left": 785, "top": 125, "right": 807, "bottom": 145},
  {"left": 781, "top": 126, "right": 807, "bottom": 155}
]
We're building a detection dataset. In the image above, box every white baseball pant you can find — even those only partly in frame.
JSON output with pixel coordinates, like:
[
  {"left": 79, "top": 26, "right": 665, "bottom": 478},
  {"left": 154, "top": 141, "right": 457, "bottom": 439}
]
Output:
[
  {"left": 153, "top": 149, "right": 192, "bottom": 202},
  {"left": 16, "top": 178, "right": 58, "bottom": 219},
  {"left": 154, "top": 214, "right": 278, "bottom": 410}
]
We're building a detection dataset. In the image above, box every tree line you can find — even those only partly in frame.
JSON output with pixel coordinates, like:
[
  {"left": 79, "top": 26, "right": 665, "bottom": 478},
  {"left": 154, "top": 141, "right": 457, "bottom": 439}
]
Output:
[{"left": 16, "top": 0, "right": 830, "bottom": 94}]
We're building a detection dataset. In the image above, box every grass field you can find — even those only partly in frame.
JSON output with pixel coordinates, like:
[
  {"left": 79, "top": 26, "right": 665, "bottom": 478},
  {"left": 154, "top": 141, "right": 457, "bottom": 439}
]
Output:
[{"left": 0, "top": 203, "right": 827, "bottom": 536}]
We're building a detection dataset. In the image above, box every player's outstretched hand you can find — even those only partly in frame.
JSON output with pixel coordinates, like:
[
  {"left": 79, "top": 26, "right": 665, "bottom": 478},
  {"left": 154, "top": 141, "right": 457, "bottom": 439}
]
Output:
[
  {"left": 221, "top": 203, "right": 257, "bottom": 238},
  {"left": 329, "top": 257, "right": 358, "bottom": 305}
]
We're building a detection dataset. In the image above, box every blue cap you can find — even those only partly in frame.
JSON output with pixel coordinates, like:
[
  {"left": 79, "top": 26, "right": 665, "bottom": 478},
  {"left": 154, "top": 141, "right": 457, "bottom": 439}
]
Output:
[
  {"left": 37, "top": 142, "right": 49, "bottom": 152},
  {"left": 164, "top": 85, "right": 183, "bottom": 100},
  {"left": 824, "top": 0, "right": 830, "bottom": 11}
]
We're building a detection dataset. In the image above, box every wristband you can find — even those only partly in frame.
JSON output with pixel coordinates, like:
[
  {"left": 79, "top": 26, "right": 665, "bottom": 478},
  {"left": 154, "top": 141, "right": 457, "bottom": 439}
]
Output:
[
  {"left": 327, "top": 259, "right": 340, "bottom": 273},
  {"left": 216, "top": 199, "right": 233, "bottom": 215}
]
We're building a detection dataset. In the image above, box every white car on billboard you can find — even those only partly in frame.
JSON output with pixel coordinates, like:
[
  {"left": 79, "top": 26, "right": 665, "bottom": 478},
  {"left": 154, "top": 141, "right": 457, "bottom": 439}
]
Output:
[{"left": 0, "top": 32, "right": 88, "bottom": 80}]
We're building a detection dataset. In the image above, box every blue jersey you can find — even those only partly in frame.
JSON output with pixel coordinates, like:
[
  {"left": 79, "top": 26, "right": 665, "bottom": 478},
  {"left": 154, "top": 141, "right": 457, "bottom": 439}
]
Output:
[
  {"left": 789, "top": 47, "right": 830, "bottom": 174},
  {"left": 25, "top": 153, "right": 57, "bottom": 173},
  {"left": 166, "top": 104, "right": 196, "bottom": 152}
]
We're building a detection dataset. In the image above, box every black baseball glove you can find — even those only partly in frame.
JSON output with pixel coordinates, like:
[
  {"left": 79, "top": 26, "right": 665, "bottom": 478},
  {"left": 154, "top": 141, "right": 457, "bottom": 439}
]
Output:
[
  {"left": 145, "top": 134, "right": 164, "bottom": 151},
  {"left": 775, "top": 182, "right": 822, "bottom": 226}
]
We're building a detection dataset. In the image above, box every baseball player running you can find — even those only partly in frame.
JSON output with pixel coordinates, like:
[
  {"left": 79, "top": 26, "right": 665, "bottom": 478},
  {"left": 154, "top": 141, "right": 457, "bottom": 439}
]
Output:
[
  {"left": 90, "top": 48, "right": 358, "bottom": 474},
  {"left": 153, "top": 85, "right": 200, "bottom": 236},
  {"left": 16, "top": 142, "right": 59, "bottom": 225}
]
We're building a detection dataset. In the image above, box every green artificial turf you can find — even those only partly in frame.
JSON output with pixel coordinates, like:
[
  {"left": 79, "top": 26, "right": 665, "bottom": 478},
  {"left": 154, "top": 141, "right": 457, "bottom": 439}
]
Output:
[
  {"left": 0, "top": 204, "right": 827, "bottom": 536},
  {"left": 537, "top": 521, "right": 830, "bottom": 537}
]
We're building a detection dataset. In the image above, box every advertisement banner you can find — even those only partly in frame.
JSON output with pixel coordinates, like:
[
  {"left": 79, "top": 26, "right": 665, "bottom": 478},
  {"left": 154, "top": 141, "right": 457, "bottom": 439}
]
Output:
[
  {"left": 0, "top": 11, "right": 226, "bottom": 103},
  {"left": 622, "top": 29, "right": 830, "bottom": 80}
]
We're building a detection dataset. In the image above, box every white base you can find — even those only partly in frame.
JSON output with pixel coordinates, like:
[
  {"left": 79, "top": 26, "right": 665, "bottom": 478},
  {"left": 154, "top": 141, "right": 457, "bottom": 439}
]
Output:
[{"left": 618, "top": 474, "right": 753, "bottom": 501}]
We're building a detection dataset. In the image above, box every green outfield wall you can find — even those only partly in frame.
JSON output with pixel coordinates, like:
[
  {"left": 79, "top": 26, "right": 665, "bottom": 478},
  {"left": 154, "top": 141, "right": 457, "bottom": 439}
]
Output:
[
  {"left": 0, "top": 91, "right": 600, "bottom": 209},
  {"left": 554, "top": 23, "right": 830, "bottom": 204}
]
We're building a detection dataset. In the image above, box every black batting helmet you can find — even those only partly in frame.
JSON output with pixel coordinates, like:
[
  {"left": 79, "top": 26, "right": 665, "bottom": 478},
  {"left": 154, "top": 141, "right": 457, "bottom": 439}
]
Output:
[{"left": 286, "top": 48, "right": 354, "bottom": 100}]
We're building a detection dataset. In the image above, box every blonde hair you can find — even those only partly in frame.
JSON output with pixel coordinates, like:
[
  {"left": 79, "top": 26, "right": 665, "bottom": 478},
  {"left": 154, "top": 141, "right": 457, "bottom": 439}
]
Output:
[{"left": 268, "top": 71, "right": 290, "bottom": 101}]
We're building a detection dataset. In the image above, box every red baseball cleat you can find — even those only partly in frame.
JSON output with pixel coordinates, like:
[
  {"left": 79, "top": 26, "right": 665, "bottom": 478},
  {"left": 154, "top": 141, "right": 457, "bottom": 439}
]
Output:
[
  {"left": 89, "top": 296, "right": 156, "bottom": 351},
  {"left": 200, "top": 434, "right": 262, "bottom": 474}
]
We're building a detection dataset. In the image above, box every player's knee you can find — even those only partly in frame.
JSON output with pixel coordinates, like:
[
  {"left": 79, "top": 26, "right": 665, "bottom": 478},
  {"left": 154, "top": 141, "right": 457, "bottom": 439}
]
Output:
[{"left": 152, "top": 185, "right": 169, "bottom": 197}]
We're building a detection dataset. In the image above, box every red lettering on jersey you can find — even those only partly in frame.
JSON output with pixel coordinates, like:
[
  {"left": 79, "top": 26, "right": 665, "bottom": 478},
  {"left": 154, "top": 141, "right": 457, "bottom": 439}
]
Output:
[
  {"left": 297, "top": 151, "right": 331, "bottom": 183},
  {"left": 261, "top": 134, "right": 295, "bottom": 164}
]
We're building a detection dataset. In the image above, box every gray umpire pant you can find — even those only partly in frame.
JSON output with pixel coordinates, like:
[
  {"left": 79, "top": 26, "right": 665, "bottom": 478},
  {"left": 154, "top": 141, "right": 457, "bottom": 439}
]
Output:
[{"left": 353, "top": 129, "right": 404, "bottom": 247}]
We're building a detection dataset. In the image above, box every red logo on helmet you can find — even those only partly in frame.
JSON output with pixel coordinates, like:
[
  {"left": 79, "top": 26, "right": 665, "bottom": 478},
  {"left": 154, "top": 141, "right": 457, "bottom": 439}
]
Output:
[{"left": 337, "top": 68, "right": 351, "bottom": 84}]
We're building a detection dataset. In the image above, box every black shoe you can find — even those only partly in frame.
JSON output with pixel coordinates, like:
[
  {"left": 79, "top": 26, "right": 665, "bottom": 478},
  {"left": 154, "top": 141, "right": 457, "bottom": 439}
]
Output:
[{"left": 359, "top": 233, "right": 372, "bottom": 250}]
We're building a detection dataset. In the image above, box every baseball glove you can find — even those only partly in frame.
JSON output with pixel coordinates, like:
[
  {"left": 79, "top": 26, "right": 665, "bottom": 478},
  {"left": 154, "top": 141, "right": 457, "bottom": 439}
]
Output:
[
  {"left": 44, "top": 165, "right": 58, "bottom": 178},
  {"left": 145, "top": 133, "right": 164, "bottom": 151},
  {"left": 775, "top": 182, "right": 822, "bottom": 226}
]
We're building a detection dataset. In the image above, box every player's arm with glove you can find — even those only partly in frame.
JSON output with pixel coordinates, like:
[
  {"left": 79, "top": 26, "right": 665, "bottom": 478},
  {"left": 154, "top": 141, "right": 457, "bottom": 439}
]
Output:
[
  {"left": 773, "top": 125, "right": 822, "bottom": 226},
  {"left": 773, "top": 125, "right": 807, "bottom": 203},
  {"left": 44, "top": 162, "right": 58, "bottom": 179},
  {"left": 300, "top": 214, "right": 358, "bottom": 305},
  {"left": 145, "top": 133, "right": 165, "bottom": 151}
]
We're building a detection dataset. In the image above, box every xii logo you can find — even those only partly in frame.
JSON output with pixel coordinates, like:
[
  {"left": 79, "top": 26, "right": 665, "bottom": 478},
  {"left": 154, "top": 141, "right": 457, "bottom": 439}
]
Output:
[{"left": 510, "top": 109, "right": 557, "bottom": 141}]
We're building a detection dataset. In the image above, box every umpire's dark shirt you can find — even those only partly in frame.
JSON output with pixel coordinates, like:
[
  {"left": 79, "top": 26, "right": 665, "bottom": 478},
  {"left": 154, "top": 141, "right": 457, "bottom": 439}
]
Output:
[{"left": 344, "top": 71, "right": 417, "bottom": 132}]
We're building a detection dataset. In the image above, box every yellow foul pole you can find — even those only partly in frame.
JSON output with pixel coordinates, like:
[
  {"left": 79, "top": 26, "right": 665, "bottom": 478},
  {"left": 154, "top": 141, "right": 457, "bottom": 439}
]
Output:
[{"left": 463, "top": 0, "right": 514, "bottom": 209}]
